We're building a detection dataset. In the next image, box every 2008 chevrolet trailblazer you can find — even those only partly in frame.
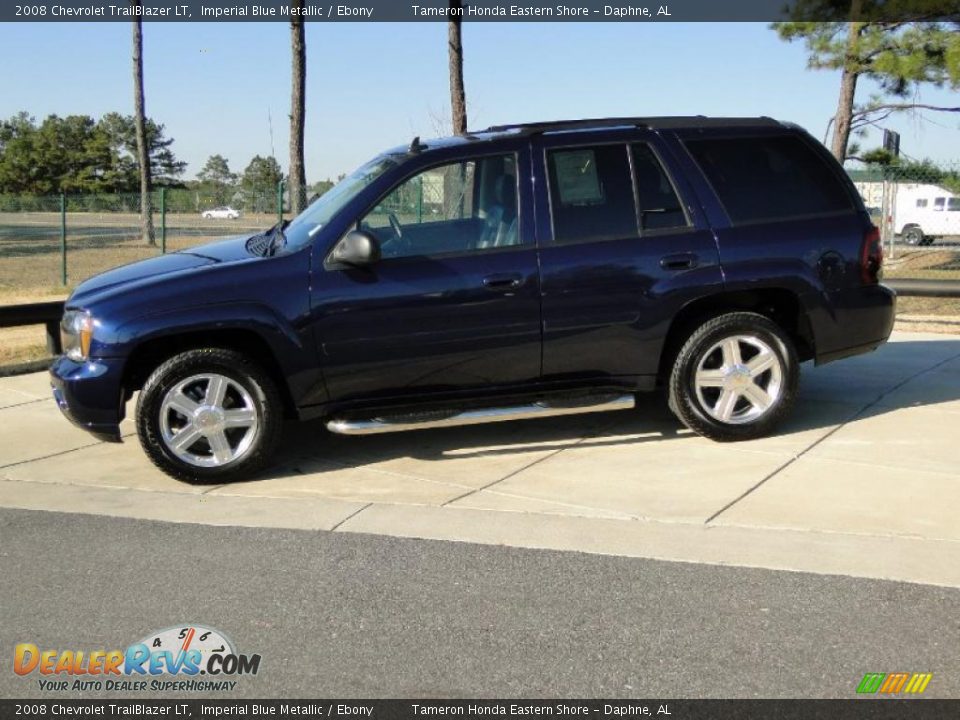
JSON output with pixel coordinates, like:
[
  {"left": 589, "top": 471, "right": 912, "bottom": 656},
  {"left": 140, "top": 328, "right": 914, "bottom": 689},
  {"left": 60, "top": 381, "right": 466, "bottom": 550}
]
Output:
[{"left": 51, "top": 117, "right": 895, "bottom": 482}]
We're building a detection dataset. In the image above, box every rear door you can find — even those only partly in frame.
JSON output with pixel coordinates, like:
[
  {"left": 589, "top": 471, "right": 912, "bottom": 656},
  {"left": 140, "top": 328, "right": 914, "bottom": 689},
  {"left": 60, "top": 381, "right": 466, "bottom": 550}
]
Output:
[{"left": 533, "top": 131, "right": 723, "bottom": 383}]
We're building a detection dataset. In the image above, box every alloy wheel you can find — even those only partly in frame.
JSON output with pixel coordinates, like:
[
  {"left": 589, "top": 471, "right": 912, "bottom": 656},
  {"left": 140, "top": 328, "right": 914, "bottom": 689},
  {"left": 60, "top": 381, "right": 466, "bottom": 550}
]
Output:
[
  {"left": 158, "top": 373, "right": 260, "bottom": 467},
  {"left": 693, "top": 335, "right": 784, "bottom": 425}
]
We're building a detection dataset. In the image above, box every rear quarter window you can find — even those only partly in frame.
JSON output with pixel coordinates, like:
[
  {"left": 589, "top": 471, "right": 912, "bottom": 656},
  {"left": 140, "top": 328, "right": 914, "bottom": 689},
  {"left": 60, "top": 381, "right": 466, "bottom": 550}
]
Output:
[{"left": 685, "top": 135, "right": 853, "bottom": 224}]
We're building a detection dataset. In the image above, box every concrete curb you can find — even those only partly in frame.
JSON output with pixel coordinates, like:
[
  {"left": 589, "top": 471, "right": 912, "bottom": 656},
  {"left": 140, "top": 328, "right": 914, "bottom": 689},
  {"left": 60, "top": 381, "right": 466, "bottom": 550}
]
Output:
[{"left": 3, "top": 478, "right": 958, "bottom": 589}]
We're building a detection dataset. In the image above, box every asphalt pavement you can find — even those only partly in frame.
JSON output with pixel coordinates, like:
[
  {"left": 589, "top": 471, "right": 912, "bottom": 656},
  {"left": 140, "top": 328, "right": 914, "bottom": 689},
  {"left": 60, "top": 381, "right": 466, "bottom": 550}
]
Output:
[{"left": 1, "top": 507, "right": 957, "bottom": 699}]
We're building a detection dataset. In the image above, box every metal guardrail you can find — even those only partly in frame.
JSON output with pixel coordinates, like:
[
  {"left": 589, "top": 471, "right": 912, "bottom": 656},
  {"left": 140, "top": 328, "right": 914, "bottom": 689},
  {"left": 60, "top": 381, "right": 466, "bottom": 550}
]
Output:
[
  {"left": 0, "top": 301, "right": 64, "bottom": 355},
  {"left": 0, "top": 280, "right": 957, "bottom": 368},
  {"left": 885, "top": 279, "right": 960, "bottom": 298}
]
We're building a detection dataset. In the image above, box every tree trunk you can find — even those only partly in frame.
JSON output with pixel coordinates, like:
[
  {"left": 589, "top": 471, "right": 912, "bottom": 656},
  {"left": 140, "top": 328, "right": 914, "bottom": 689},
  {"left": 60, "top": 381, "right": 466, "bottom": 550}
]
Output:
[
  {"left": 830, "top": 18, "right": 863, "bottom": 164},
  {"left": 448, "top": 0, "right": 467, "bottom": 136},
  {"left": 831, "top": 62, "right": 859, "bottom": 163},
  {"left": 289, "top": 3, "right": 307, "bottom": 215},
  {"left": 132, "top": 11, "right": 155, "bottom": 246}
]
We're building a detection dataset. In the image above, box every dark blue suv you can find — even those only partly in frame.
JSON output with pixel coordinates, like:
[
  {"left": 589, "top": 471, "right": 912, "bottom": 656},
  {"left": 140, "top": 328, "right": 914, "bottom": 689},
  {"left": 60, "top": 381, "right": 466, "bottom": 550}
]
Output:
[{"left": 50, "top": 117, "right": 895, "bottom": 482}]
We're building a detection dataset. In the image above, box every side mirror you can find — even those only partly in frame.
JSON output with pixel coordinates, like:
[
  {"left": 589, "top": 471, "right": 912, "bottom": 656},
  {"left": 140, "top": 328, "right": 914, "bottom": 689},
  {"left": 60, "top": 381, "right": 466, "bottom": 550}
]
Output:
[{"left": 328, "top": 229, "right": 381, "bottom": 268}]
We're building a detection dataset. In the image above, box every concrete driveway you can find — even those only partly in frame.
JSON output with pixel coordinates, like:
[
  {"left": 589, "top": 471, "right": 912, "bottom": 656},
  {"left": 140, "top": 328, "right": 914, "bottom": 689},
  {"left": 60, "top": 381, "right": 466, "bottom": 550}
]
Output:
[{"left": 2, "top": 330, "right": 959, "bottom": 588}]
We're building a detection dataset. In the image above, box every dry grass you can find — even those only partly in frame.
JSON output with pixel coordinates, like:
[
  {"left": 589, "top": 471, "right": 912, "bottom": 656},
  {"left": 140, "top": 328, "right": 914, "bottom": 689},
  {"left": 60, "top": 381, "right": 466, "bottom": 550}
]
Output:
[
  {"left": 884, "top": 247, "right": 960, "bottom": 280},
  {"left": 0, "top": 211, "right": 275, "bottom": 297},
  {"left": 0, "top": 324, "right": 48, "bottom": 365}
]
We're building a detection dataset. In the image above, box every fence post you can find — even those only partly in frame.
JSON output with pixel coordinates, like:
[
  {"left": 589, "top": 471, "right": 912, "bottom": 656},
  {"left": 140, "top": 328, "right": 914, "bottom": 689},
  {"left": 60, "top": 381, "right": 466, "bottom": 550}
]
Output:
[
  {"left": 59, "top": 192, "right": 67, "bottom": 286},
  {"left": 417, "top": 175, "right": 423, "bottom": 223},
  {"left": 160, "top": 186, "right": 167, "bottom": 254},
  {"left": 277, "top": 180, "right": 284, "bottom": 226},
  {"left": 881, "top": 167, "right": 894, "bottom": 261}
]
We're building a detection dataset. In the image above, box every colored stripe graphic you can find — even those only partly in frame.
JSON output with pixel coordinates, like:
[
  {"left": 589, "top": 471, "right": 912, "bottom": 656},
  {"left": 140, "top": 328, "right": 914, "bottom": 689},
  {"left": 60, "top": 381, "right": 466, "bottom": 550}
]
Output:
[
  {"left": 857, "top": 673, "right": 885, "bottom": 694},
  {"left": 880, "top": 672, "right": 909, "bottom": 693},
  {"left": 857, "top": 672, "right": 932, "bottom": 694},
  {"left": 904, "top": 673, "right": 933, "bottom": 694}
]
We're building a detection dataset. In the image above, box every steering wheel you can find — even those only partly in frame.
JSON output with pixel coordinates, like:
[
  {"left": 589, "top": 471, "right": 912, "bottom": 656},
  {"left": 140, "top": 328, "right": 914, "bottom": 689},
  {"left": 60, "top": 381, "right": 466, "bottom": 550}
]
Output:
[{"left": 387, "top": 212, "right": 404, "bottom": 240}]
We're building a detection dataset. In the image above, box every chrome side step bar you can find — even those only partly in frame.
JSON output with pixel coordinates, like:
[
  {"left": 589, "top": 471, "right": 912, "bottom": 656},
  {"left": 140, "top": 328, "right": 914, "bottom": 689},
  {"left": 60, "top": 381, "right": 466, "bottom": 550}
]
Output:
[{"left": 326, "top": 394, "right": 635, "bottom": 436}]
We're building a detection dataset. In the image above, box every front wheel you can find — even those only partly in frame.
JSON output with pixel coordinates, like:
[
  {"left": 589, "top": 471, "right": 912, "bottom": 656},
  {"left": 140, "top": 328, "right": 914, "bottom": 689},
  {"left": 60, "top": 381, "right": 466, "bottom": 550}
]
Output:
[
  {"left": 668, "top": 312, "right": 799, "bottom": 441},
  {"left": 136, "top": 348, "right": 284, "bottom": 483}
]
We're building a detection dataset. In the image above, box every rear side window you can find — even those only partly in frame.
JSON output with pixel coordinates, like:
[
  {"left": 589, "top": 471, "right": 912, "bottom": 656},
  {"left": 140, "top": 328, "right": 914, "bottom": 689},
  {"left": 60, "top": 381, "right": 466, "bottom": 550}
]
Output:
[
  {"left": 631, "top": 144, "right": 688, "bottom": 231},
  {"left": 685, "top": 135, "right": 853, "bottom": 224},
  {"left": 547, "top": 145, "right": 637, "bottom": 243}
]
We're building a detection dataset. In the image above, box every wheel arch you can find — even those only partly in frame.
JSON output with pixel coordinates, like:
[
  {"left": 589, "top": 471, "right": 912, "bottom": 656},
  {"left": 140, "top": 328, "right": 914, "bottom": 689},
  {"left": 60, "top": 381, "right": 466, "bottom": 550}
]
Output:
[
  {"left": 122, "top": 328, "right": 297, "bottom": 418},
  {"left": 656, "top": 288, "right": 815, "bottom": 384}
]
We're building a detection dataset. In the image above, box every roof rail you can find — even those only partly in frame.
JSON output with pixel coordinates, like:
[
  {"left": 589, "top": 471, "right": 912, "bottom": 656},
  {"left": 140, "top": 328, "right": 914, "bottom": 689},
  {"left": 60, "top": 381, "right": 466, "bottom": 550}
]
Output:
[
  {"left": 482, "top": 117, "right": 651, "bottom": 135},
  {"left": 480, "top": 116, "right": 781, "bottom": 136}
]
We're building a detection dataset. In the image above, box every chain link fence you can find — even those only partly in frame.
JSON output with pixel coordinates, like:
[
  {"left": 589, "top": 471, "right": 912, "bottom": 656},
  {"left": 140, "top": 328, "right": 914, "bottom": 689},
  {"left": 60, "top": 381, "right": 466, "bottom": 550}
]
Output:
[
  {"left": 0, "top": 183, "right": 304, "bottom": 301},
  {"left": 848, "top": 163, "right": 960, "bottom": 282}
]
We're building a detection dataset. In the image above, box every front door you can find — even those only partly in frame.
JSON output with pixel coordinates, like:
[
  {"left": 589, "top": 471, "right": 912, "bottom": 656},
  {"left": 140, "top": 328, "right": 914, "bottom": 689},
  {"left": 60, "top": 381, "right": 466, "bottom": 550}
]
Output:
[{"left": 311, "top": 149, "right": 542, "bottom": 404}]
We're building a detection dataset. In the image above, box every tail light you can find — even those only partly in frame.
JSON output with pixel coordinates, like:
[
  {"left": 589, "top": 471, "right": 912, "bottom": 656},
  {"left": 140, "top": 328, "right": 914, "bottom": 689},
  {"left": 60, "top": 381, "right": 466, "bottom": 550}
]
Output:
[{"left": 860, "top": 225, "right": 883, "bottom": 285}]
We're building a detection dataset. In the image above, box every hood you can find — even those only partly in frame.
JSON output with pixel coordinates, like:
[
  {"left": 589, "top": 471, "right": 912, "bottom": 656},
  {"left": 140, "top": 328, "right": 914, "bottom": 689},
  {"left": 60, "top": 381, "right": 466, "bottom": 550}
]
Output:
[{"left": 68, "top": 235, "right": 256, "bottom": 308}]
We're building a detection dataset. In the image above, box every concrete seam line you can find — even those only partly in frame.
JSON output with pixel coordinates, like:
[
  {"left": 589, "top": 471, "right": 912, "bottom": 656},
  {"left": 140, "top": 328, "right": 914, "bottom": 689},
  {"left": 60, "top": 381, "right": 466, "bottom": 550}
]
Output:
[
  {"left": 704, "top": 348, "right": 960, "bottom": 525},
  {"left": 295, "top": 452, "right": 470, "bottom": 487},
  {"left": 329, "top": 502, "right": 373, "bottom": 532},
  {"left": 439, "top": 416, "right": 625, "bottom": 507},
  {"left": 200, "top": 482, "right": 228, "bottom": 495},
  {"left": 0, "top": 397, "right": 47, "bottom": 410},
  {"left": 0, "top": 440, "right": 104, "bottom": 471}
]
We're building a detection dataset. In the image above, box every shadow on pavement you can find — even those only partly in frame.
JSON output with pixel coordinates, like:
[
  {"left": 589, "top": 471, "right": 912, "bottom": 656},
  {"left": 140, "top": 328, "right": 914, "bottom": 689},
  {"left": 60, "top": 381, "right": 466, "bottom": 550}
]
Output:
[{"left": 235, "top": 338, "right": 960, "bottom": 483}]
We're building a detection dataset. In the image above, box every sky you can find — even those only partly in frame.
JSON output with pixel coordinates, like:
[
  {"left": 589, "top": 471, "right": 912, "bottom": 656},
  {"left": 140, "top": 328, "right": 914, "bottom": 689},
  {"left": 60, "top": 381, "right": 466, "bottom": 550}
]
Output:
[{"left": 1, "top": 21, "right": 958, "bottom": 183}]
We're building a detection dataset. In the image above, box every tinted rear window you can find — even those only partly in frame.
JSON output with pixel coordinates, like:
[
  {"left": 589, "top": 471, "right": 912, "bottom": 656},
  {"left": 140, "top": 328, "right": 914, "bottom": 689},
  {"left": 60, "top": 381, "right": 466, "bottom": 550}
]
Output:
[
  {"left": 547, "top": 144, "right": 637, "bottom": 243},
  {"left": 685, "top": 135, "right": 852, "bottom": 224}
]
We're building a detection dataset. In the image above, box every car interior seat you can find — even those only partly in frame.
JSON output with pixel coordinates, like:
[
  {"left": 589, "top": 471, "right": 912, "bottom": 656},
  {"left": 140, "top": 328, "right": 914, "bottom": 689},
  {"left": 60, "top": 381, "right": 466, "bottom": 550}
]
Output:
[{"left": 475, "top": 175, "right": 518, "bottom": 249}]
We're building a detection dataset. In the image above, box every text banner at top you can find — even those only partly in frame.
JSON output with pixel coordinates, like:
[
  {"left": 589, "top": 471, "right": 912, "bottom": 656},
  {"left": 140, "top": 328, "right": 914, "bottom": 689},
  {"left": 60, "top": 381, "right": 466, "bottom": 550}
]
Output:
[{"left": 5, "top": 0, "right": 960, "bottom": 23}]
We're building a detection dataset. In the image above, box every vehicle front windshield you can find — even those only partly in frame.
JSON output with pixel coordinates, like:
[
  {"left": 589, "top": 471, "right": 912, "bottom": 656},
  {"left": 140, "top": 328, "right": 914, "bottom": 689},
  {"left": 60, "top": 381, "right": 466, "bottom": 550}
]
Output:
[{"left": 282, "top": 155, "right": 400, "bottom": 250}]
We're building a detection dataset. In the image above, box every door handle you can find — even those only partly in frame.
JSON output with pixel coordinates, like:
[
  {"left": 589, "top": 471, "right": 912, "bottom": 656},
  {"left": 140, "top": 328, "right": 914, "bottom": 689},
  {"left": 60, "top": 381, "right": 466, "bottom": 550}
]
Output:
[
  {"left": 482, "top": 273, "right": 524, "bottom": 290},
  {"left": 660, "top": 253, "right": 698, "bottom": 271}
]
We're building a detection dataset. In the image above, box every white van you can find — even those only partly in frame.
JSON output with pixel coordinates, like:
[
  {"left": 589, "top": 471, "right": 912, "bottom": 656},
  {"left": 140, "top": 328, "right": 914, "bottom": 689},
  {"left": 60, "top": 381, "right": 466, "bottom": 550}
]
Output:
[{"left": 893, "top": 183, "right": 959, "bottom": 245}]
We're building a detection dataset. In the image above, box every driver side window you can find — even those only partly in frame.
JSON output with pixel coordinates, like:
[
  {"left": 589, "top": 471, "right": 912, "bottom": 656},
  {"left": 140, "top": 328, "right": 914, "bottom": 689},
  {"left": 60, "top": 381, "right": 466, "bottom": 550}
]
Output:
[{"left": 360, "top": 154, "right": 518, "bottom": 259}]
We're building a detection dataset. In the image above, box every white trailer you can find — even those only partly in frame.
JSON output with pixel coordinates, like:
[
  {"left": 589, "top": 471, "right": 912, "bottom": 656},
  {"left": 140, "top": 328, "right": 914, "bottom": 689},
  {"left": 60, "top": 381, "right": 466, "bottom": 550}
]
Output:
[{"left": 892, "top": 183, "right": 959, "bottom": 245}]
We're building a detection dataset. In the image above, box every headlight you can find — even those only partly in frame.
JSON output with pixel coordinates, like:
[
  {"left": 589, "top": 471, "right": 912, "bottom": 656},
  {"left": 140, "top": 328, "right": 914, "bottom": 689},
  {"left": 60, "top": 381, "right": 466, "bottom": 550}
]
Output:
[{"left": 60, "top": 310, "right": 94, "bottom": 361}]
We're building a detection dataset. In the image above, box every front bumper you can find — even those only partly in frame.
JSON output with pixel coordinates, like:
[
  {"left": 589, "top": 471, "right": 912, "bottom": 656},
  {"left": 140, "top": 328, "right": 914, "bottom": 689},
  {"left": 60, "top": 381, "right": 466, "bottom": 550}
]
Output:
[{"left": 49, "top": 355, "right": 126, "bottom": 442}]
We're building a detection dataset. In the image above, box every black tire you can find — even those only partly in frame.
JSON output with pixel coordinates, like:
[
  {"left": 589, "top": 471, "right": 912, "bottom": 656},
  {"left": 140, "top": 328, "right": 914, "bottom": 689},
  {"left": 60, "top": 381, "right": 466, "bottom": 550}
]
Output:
[
  {"left": 903, "top": 226, "right": 924, "bottom": 246},
  {"left": 136, "top": 348, "right": 284, "bottom": 483},
  {"left": 668, "top": 312, "right": 799, "bottom": 442}
]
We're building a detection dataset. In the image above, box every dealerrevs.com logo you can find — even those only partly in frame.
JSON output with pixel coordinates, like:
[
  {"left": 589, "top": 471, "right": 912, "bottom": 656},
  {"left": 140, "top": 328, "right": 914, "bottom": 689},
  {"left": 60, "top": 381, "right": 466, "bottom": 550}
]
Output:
[{"left": 14, "top": 625, "right": 260, "bottom": 692}]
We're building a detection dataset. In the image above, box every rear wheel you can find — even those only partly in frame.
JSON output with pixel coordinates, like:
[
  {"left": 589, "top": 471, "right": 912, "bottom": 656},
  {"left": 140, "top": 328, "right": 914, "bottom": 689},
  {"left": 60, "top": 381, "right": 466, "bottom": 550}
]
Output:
[
  {"left": 668, "top": 312, "right": 799, "bottom": 441},
  {"left": 903, "top": 226, "right": 924, "bottom": 246},
  {"left": 136, "top": 348, "right": 283, "bottom": 483}
]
